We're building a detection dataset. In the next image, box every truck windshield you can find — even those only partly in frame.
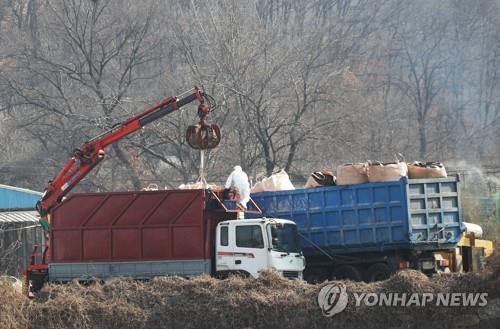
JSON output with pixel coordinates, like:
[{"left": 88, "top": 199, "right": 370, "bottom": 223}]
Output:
[{"left": 267, "top": 223, "right": 301, "bottom": 253}]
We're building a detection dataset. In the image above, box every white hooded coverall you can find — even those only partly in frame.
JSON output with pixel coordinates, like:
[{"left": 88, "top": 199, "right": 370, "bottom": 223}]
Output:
[{"left": 225, "top": 166, "right": 250, "bottom": 209}]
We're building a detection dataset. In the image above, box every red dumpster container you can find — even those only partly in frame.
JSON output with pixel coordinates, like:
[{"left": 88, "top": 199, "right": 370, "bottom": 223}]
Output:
[{"left": 47, "top": 189, "right": 235, "bottom": 281}]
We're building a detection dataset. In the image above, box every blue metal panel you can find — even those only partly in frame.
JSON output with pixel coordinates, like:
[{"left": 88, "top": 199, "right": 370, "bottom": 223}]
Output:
[
  {"left": 406, "top": 178, "right": 463, "bottom": 248},
  {"left": 0, "top": 184, "right": 42, "bottom": 210},
  {"left": 251, "top": 177, "right": 463, "bottom": 255}
]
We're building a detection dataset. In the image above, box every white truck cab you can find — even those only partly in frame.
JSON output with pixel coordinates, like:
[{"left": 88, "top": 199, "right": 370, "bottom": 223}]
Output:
[{"left": 215, "top": 218, "right": 305, "bottom": 279}]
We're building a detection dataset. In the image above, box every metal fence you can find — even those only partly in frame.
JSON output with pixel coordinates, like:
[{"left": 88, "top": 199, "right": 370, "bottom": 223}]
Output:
[{"left": 0, "top": 212, "right": 43, "bottom": 276}]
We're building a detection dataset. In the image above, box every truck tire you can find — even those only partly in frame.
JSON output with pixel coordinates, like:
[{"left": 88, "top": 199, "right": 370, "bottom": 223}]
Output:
[
  {"left": 333, "top": 265, "right": 362, "bottom": 281},
  {"left": 304, "top": 268, "right": 329, "bottom": 283},
  {"left": 215, "top": 270, "right": 251, "bottom": 279},
  {"left": 29, "top": 271, "right": 48, "bottom": 293},
  {"left": 365, "top": 263, "right": 392, "bottom": 282}
]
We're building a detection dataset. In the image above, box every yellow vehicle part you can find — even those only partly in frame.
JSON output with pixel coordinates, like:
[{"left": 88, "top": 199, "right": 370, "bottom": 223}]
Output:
[{"left": 458, "top": 232, "right": 494, "bottom": 256}]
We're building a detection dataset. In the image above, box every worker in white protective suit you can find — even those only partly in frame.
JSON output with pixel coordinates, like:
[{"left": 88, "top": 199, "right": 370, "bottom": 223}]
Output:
[{"left": 224, "top": 165, "right": 250, "bottom": 210}]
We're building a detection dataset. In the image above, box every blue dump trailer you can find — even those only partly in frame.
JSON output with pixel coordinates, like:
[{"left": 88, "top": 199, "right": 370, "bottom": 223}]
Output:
[{"left": 251, "top": 176, "right": 468, "bottom": 282}]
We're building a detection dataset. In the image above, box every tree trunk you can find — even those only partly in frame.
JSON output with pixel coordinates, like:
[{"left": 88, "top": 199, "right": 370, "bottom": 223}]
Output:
[
  {"left": 264, "top": 146, "right": 274, "bottom": 176},
  {"left": 418, "top": 120, "right": 427, "bottom": 159},
  {"left": 285, "top": 134, "right": 297, "bottom": 173},
  {"left": 112, "top": 144, "right": 142, "bottom": 190}
]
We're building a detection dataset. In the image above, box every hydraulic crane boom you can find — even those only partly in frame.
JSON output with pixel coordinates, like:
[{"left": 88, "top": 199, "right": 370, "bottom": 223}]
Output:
[{"left": 36, "top": 87, "right": 221, "bottom": 217}]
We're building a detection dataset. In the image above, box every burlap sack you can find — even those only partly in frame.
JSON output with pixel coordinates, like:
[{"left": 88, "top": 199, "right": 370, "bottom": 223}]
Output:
[
  {"left": 252, "top": 170, "right": 295, "bottom": 192},
  {"left": 304, "top": 176, "right": 321, "bottom": 188},
  {"left": 408, "top": 162, "right": 447, "bottom": 179},
  {"left": 272, "top": 170, "right": 295, "bottom": 190},
  {"left": 250, "top": 181, "right": 265, "bottom": 193},
  {"left": 336, "top": 163, "right": 369, "bottom": 185},
  {"left": 367, "top": 161, "right": 408, "bottom": 183},
  {"left": 304, "top": 171, "right": 336, "bottom": 188}
]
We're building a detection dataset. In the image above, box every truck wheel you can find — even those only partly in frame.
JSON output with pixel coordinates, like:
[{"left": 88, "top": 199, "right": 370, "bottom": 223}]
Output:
[
  {"left": 215, "top": 270, "right": 250, "bottom": 279},
  {"left": 215, "top": 271, "right": 230, "bottom": 279},
  {"left": 333, "top": 265, "right": 362, "bottom": 281},
  {"left": 29, "top": 271, "right": 48, "bottom": 293},
  {"left": 304, "top": 269, "right": 329, "bottom": 283},
  {"left": 365, "top": 263, "right": 392, "bottom": 282}
]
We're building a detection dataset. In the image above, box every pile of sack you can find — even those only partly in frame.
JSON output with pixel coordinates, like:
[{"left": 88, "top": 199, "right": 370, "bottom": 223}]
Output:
[
  {"left": 304, "top": 160, "right": 447, "bottom": 189},
  {"left": 248, "top": 160, "right": 448, "bottom": 193},
  {"left": 335, "top": 161, "right": 410, "bottom": 185}
]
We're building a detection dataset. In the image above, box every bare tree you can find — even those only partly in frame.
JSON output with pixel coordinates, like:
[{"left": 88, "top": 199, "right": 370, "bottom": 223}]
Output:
[
  {"left": 1, "top": 0, "right": 163, "bottom": 190},
  {"left": 160, "top": 0, "right": 385, "bottom": 178},
  {"left": 390, "top": 3, "right": 450, "bottom": 159},
  {"left": 0, "top": 0, "right": 499, "bottom": 191},
  {"left": 474, "top": 1, "right": 500, "bottom": 162}
]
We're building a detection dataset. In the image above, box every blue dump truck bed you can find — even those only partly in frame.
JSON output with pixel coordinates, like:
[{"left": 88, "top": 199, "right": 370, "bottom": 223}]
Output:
[{"left": 251, "top": 176, "right": 464, "bottom": 256}]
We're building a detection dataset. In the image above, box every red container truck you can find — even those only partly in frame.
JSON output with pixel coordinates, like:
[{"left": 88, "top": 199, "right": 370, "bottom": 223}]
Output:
[
  {"left": 25, "top": 88, "right": 304, "bottom": 292},
  {"left": 27, "top": 189, "right": 305, "bottom": 291}
]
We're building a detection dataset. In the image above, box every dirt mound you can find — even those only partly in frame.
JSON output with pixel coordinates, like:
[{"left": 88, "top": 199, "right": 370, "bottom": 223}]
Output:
[{"left": 0, "top": 267, "right": 499, "bottom": 329}]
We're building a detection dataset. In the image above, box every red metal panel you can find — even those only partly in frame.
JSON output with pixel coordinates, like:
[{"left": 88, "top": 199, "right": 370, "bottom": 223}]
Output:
[
  {"left": 84, "top": 194, "right": 136, "bottom": 226},
  {"left": 50, "top": 190, "right": 209, "bottom": 263},
  {"left": 145, "top": 192, "right": 202, "bottom": 225},
  {"left": 172, "top": 226, "right": 203, "bottom": 258},
  {"left": 142, "top": 228, "right": 170, "bottom": 258},
  {"left": 52, "top": 230, "right": 81, "bottom": 261},
  {"left": 113, "top": 193, "right": 165, "bottom": 226},
  {"left": 51, "top": 195, "right": 106, "bottom": 228},
  {"left": 83, "top": 230, "right": 110, "bottom": 259},
  {"left": 112, "top": 229, "right": 140, "bottom": 259}
]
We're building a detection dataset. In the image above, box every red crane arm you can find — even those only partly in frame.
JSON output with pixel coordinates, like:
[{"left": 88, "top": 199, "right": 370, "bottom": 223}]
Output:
[{"left": 36, "top": 88, "right": 205, "bottom": 217}]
